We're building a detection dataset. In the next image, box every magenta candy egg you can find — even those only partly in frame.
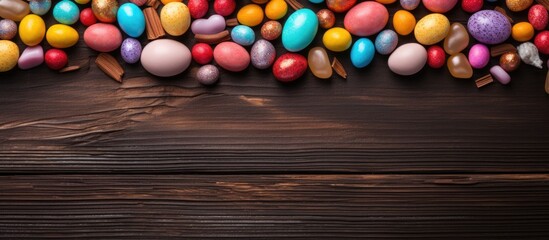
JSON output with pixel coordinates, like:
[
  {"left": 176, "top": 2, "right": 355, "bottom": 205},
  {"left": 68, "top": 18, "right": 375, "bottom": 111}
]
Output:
[
  {"left": 213, "top": 42, "right": 250, "bottom": 72},
  {"left": 344, "top": 1, "right": 388, "bottom": 37},
  {"left": 468, "top": 44, "right": 490, "bottom": 69},
  {"left": 422, "top": 0, "right": 458, "bottom": 13}
]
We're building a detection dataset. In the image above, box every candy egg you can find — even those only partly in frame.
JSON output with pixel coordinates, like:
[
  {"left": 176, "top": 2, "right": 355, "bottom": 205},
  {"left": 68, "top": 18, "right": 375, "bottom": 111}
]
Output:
[
  {"left": 447, "top": 53, "right": 472, "bottom": 79},
  {"left": 388, "top": 43, "right": 427, "bottom": 75},
  {"left": 308, "top": 47, "right": 332, "bottom": 79},
  {"left": 467, "top": 10, "right": 511, "bottom": 45},
  {"left": 265, "top": 0, "right": 287, "bottom": 20},
  {"left": 282, "top": 8, "right": 318, "bottom": 52},
  {"left": 44, "top": 48, "right": 67, "bottom": 70},
  {"left": 141, "top": 39, "right": 192, "bottom": 77},
  {"left": 261, "top": 20, "right": 282, "bottom": 40},
  {"left": 188, "top": 0, "right": 208, "bottom": 19},
  {"left": 344, "top": 1, "right": 388, "bottom": 37},
  {"left": 237, "top": 4, "right": 264, "bottom": 27},
  {"left": 374, "top": 29, "right": 398, "bottom": 55},
  {"left": 231, "top": 25, "right": 255, "bottom": 46},
  {"left": 18, "top": 14, "right": 45, "bottom": 46},
  {"left": 117, "top": 3, "right": 145, "bottom": 38},
  {"left": 120, "top": 38, "right": 142, "bottom": 64},
  {"left": 196, "top": 64, "right": 219, "bottom": 85},
  {"left": 191, "top": 43, "right": 213, "bottom": 65},
  {"left": 534, "top": 31, "right": 549, "bottom": 55},
  {"left": 326, "top": 0, "right": 356, "bottom": 13},
  {"left": 400, "top": 0, "right": 420, "bottom": 10},
  {"left": 29, "top": 0, "right": 51, "bottom": 16},
  {"left": 83, "top": 23, "right": 122, "bottom": 52},
  {"left": 213, "top": 0, "right": 236, "bottom": 16},
  {"left": 528, "top": 4, "right": 548, "bottom": 31},
  {"left": 75, "top": 0, "right": 91, "bottom": 4},
  {"left": 0, "top": 40, "right": 19, "bottom": 72},
  {"left": 461, "top": 0, "right": 482, "bottom": 13},
  {"left": 213, "top": 41, "right": 250, "bottom": 72},
  {"left": 80, "top": 8, "right": 97, "bottom": 26},
  {"left": 351, "top": 38, "right": 375, "bottom": 68},
  {"left": 53, "top": 0, "right": 79, "bottom": 25},
  {"left": 91, "top": 0, "right": 118, "bottom": 23},
  {"left": 160, "top": 2, "right": 191, "bottom": 36},
  {"left": 392, "top": 10, "right": 416, "bottom": 36},
  {"left": 468, "top": 44, "right": 490, "bottom": 69},
  {"left": 443, "top": 23, "right": 469, "bottom": 55},
  {"left": 317, "top": 9, "right": 335, "bottom": 29},
  {"left": 376, "top": 0, "right": 396, "bottom": 4},
  {"left": 427, "top": 45, "right": 445, "bottom": 69},
  {"left": 414, "top": 13, "right": 450, "bottom": 45},
  {"left": 0, "top": 19, "right": 17, "bottom": 40},
  {"left": 46, "top": 24, "right": 79, "bottom": 48},
  {"left": 422, "top": 0, "right": 458, "bottom": 13},
  {"left": 512, "top": 22, "right": 534, "bottom": 42},
  {"left": 272, "top": 53, "right": 308, "bottom": 82},
  {"left": 18, "top": 45, "right": 43, "bottom": 70},
  {"left": 251, "top": 39, "right": 276, "bottom": 69},
  {"left": 323, "top": 27, "right": 352, "bottom": 52},
  {"left": 499, "top": 51, "right": 521, "bottom": 72},
  {"left": 506, "top": 0, "right": 533, "bottom": 12}
]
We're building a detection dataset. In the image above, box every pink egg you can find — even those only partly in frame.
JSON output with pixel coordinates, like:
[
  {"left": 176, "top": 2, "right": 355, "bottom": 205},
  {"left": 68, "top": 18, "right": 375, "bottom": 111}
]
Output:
[
  {"left": 213, "top": 42, "right": 250, "bottom": 72},
  {"left": 468, "top": 44, "right": 490, "bottom": 69},
  {"left": 422, "top": 0, "right": 458, "bottom": 13},
  {"left": 344, "top": 1, "right": 388, "bottom": 37},
  {"left": 84, "top": 23, "right": 122, "bottom": 52}
]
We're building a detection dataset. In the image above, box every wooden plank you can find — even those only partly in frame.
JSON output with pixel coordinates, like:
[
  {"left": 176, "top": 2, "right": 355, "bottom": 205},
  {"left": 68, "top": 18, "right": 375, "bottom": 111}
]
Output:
[{"left": 0, "top": 174, "right": 548, "bottom": 238}]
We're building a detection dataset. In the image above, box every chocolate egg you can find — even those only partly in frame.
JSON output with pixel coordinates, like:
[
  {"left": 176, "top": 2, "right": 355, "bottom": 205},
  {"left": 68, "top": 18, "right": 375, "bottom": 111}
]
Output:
[
  {"left": 261, "top": 20, "right": 282, "bottom": 41},
  {"left": 91, "top": 0, "right": 118, "bottom": 23},
  {"left": 317, "top": 9, "right": 335, "bottom": 29},
  {"left": 499, "top": 51, "right": 521, "bottom": 72}
]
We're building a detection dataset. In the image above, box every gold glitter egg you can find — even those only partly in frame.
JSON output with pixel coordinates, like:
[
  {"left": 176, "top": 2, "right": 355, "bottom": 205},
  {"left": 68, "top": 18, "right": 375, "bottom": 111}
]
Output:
[
  {"left": 261, "top": 20, "right": 282, "bottom": 41},
  {"left": 317, "top": 9, "right": 335, "bottom": 29},
  {"left": 91, "top": 0, "right": 119, "bottom": 23}
]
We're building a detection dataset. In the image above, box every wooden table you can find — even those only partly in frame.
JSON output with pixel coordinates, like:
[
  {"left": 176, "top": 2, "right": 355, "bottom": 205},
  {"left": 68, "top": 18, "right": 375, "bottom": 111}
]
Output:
[{"left": 1, "top": 1, "right": 548, "bottom": 238}]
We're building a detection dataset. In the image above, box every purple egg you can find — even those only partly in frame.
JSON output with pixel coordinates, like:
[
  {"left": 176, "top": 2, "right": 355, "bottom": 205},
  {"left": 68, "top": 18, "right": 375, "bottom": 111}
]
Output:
[
  {"left": 120, "top": 38, "right": 142, "bottom": 64},
  {"left": 196, "top": 64, "right": 219, "bottom": 85},
  {"left": 467, "top": 10, "right": 511, "bottom": 45},
  {"left": 0, "top": 19, "right": 17, "bottom": 40}
]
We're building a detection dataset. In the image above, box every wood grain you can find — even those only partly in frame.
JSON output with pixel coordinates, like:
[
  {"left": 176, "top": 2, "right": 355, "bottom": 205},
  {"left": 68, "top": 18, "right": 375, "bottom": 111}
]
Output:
[{"left": 1, "top": 174, "right": 548, "bottom": 238}]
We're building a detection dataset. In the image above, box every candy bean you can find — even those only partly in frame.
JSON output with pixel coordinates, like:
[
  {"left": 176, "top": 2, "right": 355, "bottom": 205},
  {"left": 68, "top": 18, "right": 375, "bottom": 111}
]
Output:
[{"left": 490, "top": 65, "right": 511, "bottom": 85}]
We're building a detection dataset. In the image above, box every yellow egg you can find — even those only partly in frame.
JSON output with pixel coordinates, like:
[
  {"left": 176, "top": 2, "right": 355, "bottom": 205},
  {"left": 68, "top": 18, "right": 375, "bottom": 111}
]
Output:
[
  {"left": 0, "top": 40, "right": 19, "bottom": 72},
  {"left": 414, "top": 13, "right": 450, "bottom": 45},
  {"left": 392, "top": 10, "right": 416, "bottom": 36},
  {"left": 322, "top": 27, "right": 352, "bottom": 52},
  {"left": 237, "top": 4, "right": 264, "bottom": 27},
  {"left": 160, "top": 2, "right": 190, "bottom": 36},
  {"left": 74, "top": 0, "right": 91, "bottom": 4},
  {"left": 18, "top": 14, "right": 45, "bottom": 47},
  {"left": 512, "top": 22, "right": 534, "bottom": 42},
  {"left": 161, "top": 0, "right": 181, "bottom": 4},
  {"left": 265, "top": 0, "right": 287, "bottom": 20},
  {"left": 376, "top": 0, "right": 397, "bottom": 4},
  {"left": 46, "top": 24, "right": 79, "bottom": 48}
]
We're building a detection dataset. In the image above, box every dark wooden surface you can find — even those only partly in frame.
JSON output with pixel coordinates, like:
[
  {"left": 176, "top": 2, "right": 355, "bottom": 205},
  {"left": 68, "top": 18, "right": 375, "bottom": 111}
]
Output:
[{"left": 1, "top": 1, "right": 549, "bottom": 238}]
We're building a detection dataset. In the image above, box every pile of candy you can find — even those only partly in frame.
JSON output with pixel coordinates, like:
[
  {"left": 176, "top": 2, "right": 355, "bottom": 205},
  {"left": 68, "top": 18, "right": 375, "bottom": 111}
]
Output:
[{"left": 0, "top": 0, "right": 549, "bottom": 93}]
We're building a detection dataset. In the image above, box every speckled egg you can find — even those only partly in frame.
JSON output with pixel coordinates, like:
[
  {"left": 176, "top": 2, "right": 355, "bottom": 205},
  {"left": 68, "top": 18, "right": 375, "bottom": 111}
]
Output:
[
  {"left": 196, "top": 64, "right": 219, "bottom": 85},
  {"left": 261, "top": 20, "right": 282, "bottom": 40},
  {"left": 0, "top": 19, "right": 17, "bottom": 40},
  {"left": 231, "top": 25, "right": 255, "bottom": 46},
  {"left": 92, "top": 0, "right": 119, "bottom": 23},
  {"left": 250, "top": 39, "right": 276, "bottom": 69},
  {"left": 528, "top": 4, "right": 548, "bottom": 31},
  {"left": 400, "top": 0, "right": 420, "bottom": 10},
  {"left": 53, "top": 0, "right": 80, "bottom": 25},
  {"left": 160, "top": 2, "right": 191, "bottom": 36},
  {"left": 467, "top": 10, "right": 511, "bottom": 45},
  {"left": 0, "top": 40, "right": 19, "bottom": 72},
  {"left": 375, "top": 29, "right": 398, "bottom": 55},
  {"left": 120, "top": 38, "right": 142, "bottom": 64},
  {"left": 422, "top": 0, "right": 458, "bottom": 13},
  {"left": 29, "top": 0, "right": 51, "bottom": 16},
  {"left": 414, "top": 13, "right": 450, "bottom": 45},
  {"left": 506, "top": 0, "right": 533, "bottom": 12}
]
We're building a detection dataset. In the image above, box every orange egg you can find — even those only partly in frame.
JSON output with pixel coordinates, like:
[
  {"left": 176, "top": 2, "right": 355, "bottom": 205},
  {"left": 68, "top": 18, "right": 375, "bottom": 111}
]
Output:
[
  {"left": 512, "top": 22, "right": 535, "bottom": 42},
  {"left": 376, "top": 0, "right": 397, "bottom": 4},
  {"left": 393, "top": 10, "right": 416, "bottom": 36}
]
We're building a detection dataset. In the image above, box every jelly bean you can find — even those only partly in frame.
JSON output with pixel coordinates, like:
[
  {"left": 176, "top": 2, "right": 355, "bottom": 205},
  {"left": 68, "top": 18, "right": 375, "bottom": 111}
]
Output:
[
  {"left": 237, "top": 4, "right": 263, "bottom": 27},
  {"left": 196, "top": 64, "right": 219, "bottom": 85},
  {"left": 308, "top": 47, "right": 332, "bottom": 79},
  {"left": 427, "top": 45, "right": 445, "bottom": 69},
  {"left": 528, "top": 4, "right": 548, "bottom": 31},
  {"left": 468, "top": 44, "right": 490, "bottom": 69},
  {"left": 517, "top": 42, "right": 543, "bottom": 68},
  {"left": 444, "top": 23, "right": 469, "bottom": 55},
  {"left": 447, "top": 53, "right": 472, "bottom": 79},
  {"left": 500, "top": 51, "right": 521, "bottom": 72},
  {"left": 0, "top": 0, "right": 30, "bottom": 21},
  {"left": 490, "top": 65, "right": 511, "bottom": 85},
  {"left": 317, "top": 9, "right": 335, "bottom": 29},
  {"left": 534, "top": 31, "right": 549, "bottom": 55},
  {"left": 231, "top": 25, "right": 255, "bottom": 46},
  {"left": 393, "top": 10, "right": 415, "bottom": 36},
  {"left": 322, "top": 27, "right": 352, "bottom": 52},
  {"left": 512, "top": 22, "right": 534, "bottom": 42}
]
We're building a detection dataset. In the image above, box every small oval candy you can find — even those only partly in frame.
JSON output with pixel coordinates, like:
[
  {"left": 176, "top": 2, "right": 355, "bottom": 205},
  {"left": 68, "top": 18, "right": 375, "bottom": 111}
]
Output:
[
  {"left": 46, "top": 24, "right": 79, "bottom": 48},
  {"left": 326, "top": 0, "right": 356, "bottom": 12},
  {"left": 18, "top": 14, "right": 45, "bottom": 46},
  {"left": 400, "top": 0, "right": 420, "bottom": 10},
  {"left": 91, "top": 0, "right": 118, "bottom": 23},
  {"left": 490, "top": 65, "right": 511, "bottom": 85},
  {"left": 414, "top": 13, "right": 450, "bottom": 45},
  {"left": 528, "top": 4, "right": 548, "bottom": 31},
  {"left": 0, "top": 19, "right": 17, "bottom": 40},
  {"left": 231, "top": 25, "right": 255, "bottom": 46},
  {"left": 261, "top": 20, "right": 282, "bottom": 40},
  {"left": 393, "top": 10, "right": 415, "bottom": 36},
  {"left": 188, "top": 0, "right": 208, "bottom": 19},
  {"left": 443, "top": 23, "right": 469, "bottom": 55},
  {"left": 196, "top": 64, "right": 219, "bottom": 85},
  {"left": 214, "top": 41, "right": 250, "bottom": 72},
  {"left": 251, "top": 39, "right": 276, "bottom": 69},
  {"left": 322, "top": 27, "right": 352, "bottom": 52},
  {"left": 44, "top": 48, "right": 67, "bottom": 70},
  {"left": 317, "top": 9, "right": 335, "bottom": 29},
  {"left": 534, "top": 31, "right": 549, "bottom": 55},
  {"left": 374, "top": 29, "right": 398, "bottom": 55},
  {"left": 117, "top": 3, "right": 145, "bottom": 38},
  {"left": 344, "top": 1, "right": 388, "bottom": 37},
  {"left": 461, "top": 0, "right": 482, "bottom": 13},
  {"left": 265, "top": 0, "right": 287, "bottom": 20},
  {"left": 388, "top": 43, "right": 427, "bottom": 75},
  {"left": 84, "top": 23, "right": 122, "bottom": 52},
  {"left": 213, "top": 0, "right": 236, "bottom": 16},
  {"left": 272, "top": 53, "right": 308, "bottom": 82},
  {"left": 308, "top": 47, "right": 332, "bottom": 79},
  {"left": 468, "top": 44, "right": 490, "bottom": 69},
  {"left": 512, "top": 22, "right": 534, "bottom": 42},
  {"left": 192, "top": 43, "right": 213, "bottom": 65},
  {"left": 53, "top": 0, "right": 79, "bottom": 25},
  {"left": 0, "top": 40, "right": 19, "bottom": 72},
  {"left": 499, "top": 51, "right": 521, "bottom": 72},
  {"left": 506, "top": 0, "right": 533, "bottom": 12},
  {"left": 80, "top": 8, "right": 97, "bottom": 26},
  {"left": 237, "top": 4, "right": 263, "bottom": 27},
  {"left": 282, "top": 8, "right": 318, "bottom": 52},
  {"left": 422, "top": 0, "right": 458, "bottom": 13},
  {"left": 29, "top": 0, "right": 51, "bottom": 16},
  {"left": 120, "top": 38, "right": 142, "bottom": 64},
  {"left": 0, "top": 0, "right": 30, "bottom": 21},
  {"left": 427, "top": 45, "right": 445, "bottom": 69},
  {"left": 160, "top": 2, "right": 190, "bottom": 36},
  {"left": 351, "top": 38, "right": 375, "bottom": 68}
]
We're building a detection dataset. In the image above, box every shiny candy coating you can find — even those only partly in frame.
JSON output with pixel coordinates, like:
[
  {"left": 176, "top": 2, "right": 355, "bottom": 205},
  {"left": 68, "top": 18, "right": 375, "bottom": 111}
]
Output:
[
  {"left": 231, "top": 25, "right": 255, "bottom": 46},
  {"left": 196, "top": 65, "right": 219, "bottom": 85},
  {"left": 444, "top": 23, "right": 469, "bottom": 55},
  {"left": 44, "top": 48, "right": 67, "bottom": 70},
  {"left": 344, "top": 1, "right": 388, "bottom": 37},
  {"left": 0, "top": 19, "right": 17, "bottom": 40},
  {"left": 191, "top": 43, "right": 213, "bottom": 65},
  {"left": 317, "top": 9, "right": 335, "bottom": 29},
  {"left": 237, "top": 4, "right": 263, "bottom": 27},
  {"left": 29, "top": 0, "right": 51, "bottom": 16},
  {"left": 468, "top": 44, "right": 490, "bottom": 69},
  {"left": 517, "top": 42, "right": 543, "bottom": 68},
  {"left": 0, "top": 40, "right": 19, "bottom": 72},
  {"left": 91, "top": 0, "right": 118, "bottom": 23},
  {"left": 188, "top": 0, "right": 208, "bottom": 19},
  {"left": 528, "top": 4, "right": 548, "bottom": 31},
  {"left": 80, "top": 8, "right": 97, "bottom": 26},
  {"left": 18, "top": 14, "right": 45, "bottom": 46},
  {"left": 117, "top": 3, "right": 145, "bottom": 38},
  {"left": 191, "top": 15, "right": 225, "bottom": 35},
  {"left": 506, "top": 0, "right": 533, "bottom": 12},
  {"left": 374, "top": 29, "right": 398, "bottom": 55},
  {"left": 326, "top": 0, "right": 356, "bottom": 13},
  {"left": 422, "top": 0, "right": 458, "bottom": 13},
  {"left": 400, "top": 0, "right": 420, "bottom": 10},
  {"left": 427, "top": 45, "right": 445, "bottom": 69},
  {"left": 46, "top": 24, "right": 79, "bottom": 48},
  {"left": 0, "top": 0, "right": 30, "bottom": 21},
  {"left": 322, "top": 27, "right": 352, "bottom": 52},
  {"left": 282, "top": 8, "right": 318, "bottom": 52},
  {"left": 393, "top": 10, "right": 415, "bottom": 36},
  {"left": 447, "top": 53, "right": 473, "bottom": 79},
  {"left": 251, "top": 39, "right": 276, "bottom": 70},
  {"left": 214, "top": 0, "right": 236, "bottom": 16},
  {"left": 160, "top": 2, "right": 191, "bottom": 36},
  {"left": 490, "top": 65, "right": 511, "bottom": 85},
  {"left": 265, "top": 0, "right": 287, "bottom": 20},
  {"left": 213, "top": 42, "right": 250, "bottom": 72},
  {"left": 261, "top": 21, "right": 282, "bottom": 41},
  {"left": 499, "top": 51, "right": 521, "bottom": 72},
  {"left": 53, "top": 0, "right": 80, "bottom": 25},
  {"left": 534, "top": 31, "right": 549, "bottom": 55},
  {"left": 18, "top": 45, "right": 43, "bottom": 70},
  {"left": 461, "top": 0, "right": 482, "bottom": 13},
  {"left": 272, "top": 53, "right": 308, "bottom": 82},
  {"left": 141, "top": 39, "right": 192, "bottom": 77},
  {"left": 512, "top": 22, "right": 534, "bottom": 42},
  {"left": 84, "top": 23, "right": 121, "bottom": 52},
  {"left": 388, "top": 43, "right": 427, "bottom": 76},
  {"left": 414, "top": 13, "right": 450, "bottom": 45},
  {"left": 120, "top": 38, "right": 142, "bottom": 64},
  {"left": 351, "top": 38, "right": 375, "bottom": 68},
  {"left": 467, "top": 10, "right": 511, "bottom": 45},
  {"left": 308, "top": 47, "right": 332, "bottom": 79}
]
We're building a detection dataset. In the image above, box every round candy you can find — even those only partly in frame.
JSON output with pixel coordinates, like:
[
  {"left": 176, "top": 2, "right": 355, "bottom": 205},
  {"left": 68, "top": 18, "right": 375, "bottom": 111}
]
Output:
[
  {"left": 272, "top": 53, "right": 308, "bottom": 82},
  {"left": 237, "top": 4, "right": 264, "bottom": 27},
  {"left": 191, "top": 43, "right": 213, "bottom": 65},
  {"left": 53, "top": 0, "right": 80, "bottom": 25},
  {"left": 414, "top": 13, "right": 450, "bottom": 45},
  {"left": 534, "top": 31, "right": 549, "bottom": 55},
  {"left": 512, "top": 22, "right": 534, "bottom": 42},
  {"left": 91, "top": 0, "right": 119, "bottom": 23},
  {"left": 117, "top": 3, "right": 145, "bottom": 38},
  {"left": 188, "top": 0, "right": 208, "bottom": 19},
  {"left": 374, "top": 29, "right": 398, "bottom": 55},
  {"left": 44, "top": 49, "right": 68, "bottom": 70},
  {"left": 196, "top": 64, "right": 219, "bottom": 85},
  {"left": 0, "top": 40, "right": 19, "bottom": 72},
  {"left": 29, "top": 0, "right": 51, "bottom": 16},
  {"left": 393, "top": 10, "right": 416, "bottom": 36},
  {"left": 500, "top": 51, "right": 521, "bottom": 72},
  {"left": 261, "top": 20, "right": 282, "bottom": 40},
  {"left": 75, "top": 0, "right": 91, "bottom": 4},
  {"left": 376, "top": 0, "right": 396, "bottom": 3},
  {"left": 422, "top": 0, "right": 458, "bottom": 13},
  {"left": 0, "top": 19, "right": 17, "bottom": 40},
  {"left": 467, "top": 10, "right": 511, "bottom": 45},
  {"left": 351, "top": 38, "right": 375, "bottom": 68},
  {"left": 46, "top": 24, "right": 79, "bottom": 48},
  {"left": 231, "top": 25, "right": 255, "bottom": 46},
  {"left": 388, "top": 43, "right": 427, "bottom": 76},
  {"left": 427, "top": 45, "right": 445, "bottom": 69},
  {"left": 213, "top": 42, "right": 250, "bottom": 72},
  {"left": 326, "top": 0, "right": 356, "bottom": 13},
  {"left": 400, "top": 0, "right": 420, "bottom": 10},
  {"left": 120, "top": 38, "right": 142, "bottom": 64},
  {"left": 506, "top": 0, "right": 533, "bottom": 12},
  {"left": 317, "top": 9, "right": 335, "bottom": 29},
  {"left": 461, "top": 0, "right": 482, "bottom": 13},
  {"left": 214, "top": 0, "right": 236, "bottom": 16},
  {"left": 322, "top": 27, "right": 352, "bottom": 52},
  {"left": 265, "top": 0, "right": 287, "bottom": 20},
  {"left": 528, "top": 4, "right": 548, "bottom": 31},
  {"left": 19, "top": 14, "right": 46, "bottom": 47},
  {"left": 80, "top": 8, "right": 97, "bottom": 26},
  {"left": 468, "top": 44, "right": 489, "bottom": 69},
  {"left": 160, "top": 2, "right": 191, "bottom": 36},
  {"left": 344, "top": 1, "right": 389, "bottom": 36}
]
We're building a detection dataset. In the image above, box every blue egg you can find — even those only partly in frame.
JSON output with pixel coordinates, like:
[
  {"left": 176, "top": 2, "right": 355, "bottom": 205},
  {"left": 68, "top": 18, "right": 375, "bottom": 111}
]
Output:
[
  {"left": 29, "top": 0, "right": 52, "bottom": 16},
  {"left": 350, "top": 38, "right": 375, "bottom": 68},
  {"left": 231, "top": 25, "right": 255, "bottom": 46},
  {"left": 53, "top": 0, "right": 79, "bottom": 25},
  {"left": 374, "top": 29, "right": 398, "bottom": 55},
  {"left": 309, "top": 0, "right": 324, "bottom": 3},
  {"left": 117, "top": 3, "right": 146, "bottom": 38},
  {"left": 282, "top": 8, "right": 318, "bottom": 52},
  {"left": 400, "top": 0, "right": 421, "bottom": 10},
  {"left": 120, "top": 38, "right": 142, "bottom": 64}
]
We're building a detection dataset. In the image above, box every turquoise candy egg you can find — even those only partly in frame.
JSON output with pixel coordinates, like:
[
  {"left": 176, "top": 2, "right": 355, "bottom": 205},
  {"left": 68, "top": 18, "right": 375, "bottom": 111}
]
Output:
[
  {"left": 29, "top": 0, "right": 52, "bottom": 16},
  {"left": 117, "top": 3, "right": 146, "bottom": 38},
  {"left": 231, "top": 25, "right": 255, "bottom": 46},
  {"left": 350, "top": 38, "right": 375, "bottom": 68},
  {"left": 53, "top": 0, "right": 79, "bottom": 25},
  {"left": 309, "top": 0, "right": 324, "bottom": 3},
  {"left": 374, "top": 29, "right": 398, "bottom": 55},
  {"left": 282, "top": 8, "right": 318, "bottom": 52}
]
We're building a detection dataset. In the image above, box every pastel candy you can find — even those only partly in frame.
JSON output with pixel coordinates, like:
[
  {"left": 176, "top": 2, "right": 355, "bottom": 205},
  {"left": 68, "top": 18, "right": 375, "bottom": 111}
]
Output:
[
  {"left": 490, "top": 65, "right": 511, "bottom": 85},
  {"left": 191, "top": 14, "right": 225, "bottom": 35},
  {"left": 18, "top": 45, "right": 43, "bottom": 70}
]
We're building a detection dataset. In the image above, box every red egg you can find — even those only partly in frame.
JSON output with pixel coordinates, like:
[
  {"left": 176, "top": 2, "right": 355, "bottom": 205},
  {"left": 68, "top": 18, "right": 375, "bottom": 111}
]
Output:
[
  {"left": 80, "top": 8, "right": 97, "bottom": 27},
  {"left": 272, "top": 53, "right": 308, "bottom": 82},
  {"left": 534, "top": 31, "right": 549, "bottom": 55},
  {"left": 427, "top": 45, "right": 445, "bottom": 69},
  {"left": 214, "top": 0, "right": 236, "bottom": 16},
  {"left": 461, "top": 0, "right": 483, "bottom": 13},
  {"left": 528, "top": 4, "right": 548, "bottom": 31},
  {"left": 188, "top": 0, "right": 208, "bottom": 19},
  {"left": 192, "top": 43, "right": 213, "bottom": 65},
  {"left": 45, "top": 49, "right": 68, "bottom": 70},
  {"left": 326, "top": 0, "right": 357, "bottom": 13}
]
